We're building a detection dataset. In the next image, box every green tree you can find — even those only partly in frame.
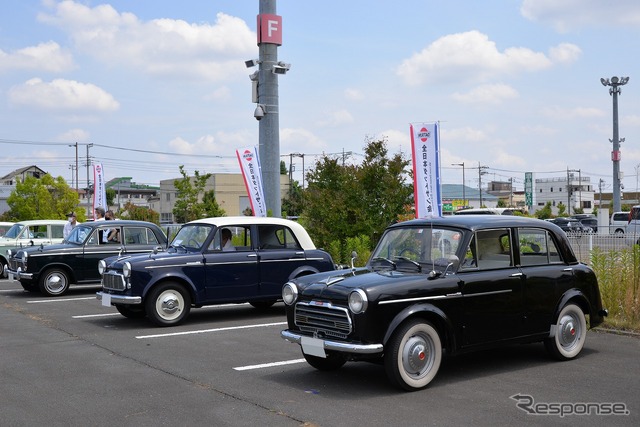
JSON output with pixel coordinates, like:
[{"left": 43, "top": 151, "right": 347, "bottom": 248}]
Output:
[
  {"left": 172, "top": 165, "right": 212, "bottom": 223},
  {"left": 5, "top": 174, "right": 80, "bottom": 221},
  {"left": 202, "top": 189, "right": 226, "bottom": 218},
  {"left": 282, "top": 180, "right": 304, "bottom": 217},
  {"left": 535, "top": 201, "right": 553, "bottom": 219},
  {"left": 303, "top": 137, "right": 412, "bottom": 263},
  {"left": 557, "top": 202, "right": 567, "bottom": 217},
  {"left": 280, "top": 160, "right": 288, "bottom": 175},
  {"left": 118, "top": 201, "right": 160, "bottom": 224},
  {"left": 496, "top": 199, "right": 506, "bottom": 208},
  {"left": 106, "top": 188, "right": 116, "bottom": 206}
]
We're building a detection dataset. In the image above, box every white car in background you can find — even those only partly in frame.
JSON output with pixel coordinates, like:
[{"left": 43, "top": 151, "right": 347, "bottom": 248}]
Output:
[{"left": 0, "top": 220, "right": 67, "bottom": 277}]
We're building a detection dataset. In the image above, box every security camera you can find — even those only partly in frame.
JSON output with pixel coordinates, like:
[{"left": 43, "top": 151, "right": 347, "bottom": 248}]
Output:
[
  {"left": 272, "top": 65, "right": 288, "bottom": 75},
  {"left": 245, "top": 59, "right": 260, "bottom": 68},
  {"left": 254, "top": 105, "right": 265, "bottom": 121}
]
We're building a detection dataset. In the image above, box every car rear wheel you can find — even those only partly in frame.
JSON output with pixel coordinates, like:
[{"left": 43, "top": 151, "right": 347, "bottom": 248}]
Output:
[
  {"left": 544, "top": 303, "right": 587, "bottom": 360},
  {"left": 39, "top": 268, "right": 71, "bottom": 296},
  {"left": 0, "top": 260, "right": 6, "bottom": 278},
  {"left": 115, "top": 304, "right": 146, "bottom": 319},
  {"left": 385, "top": 319, "right": 442, "bottom": 391},
  {"left": 303, "top": 352, "right": 347, "bottom": 371},
  {"left": 145, "top": 282, "right": 191, "bottom": 326}
]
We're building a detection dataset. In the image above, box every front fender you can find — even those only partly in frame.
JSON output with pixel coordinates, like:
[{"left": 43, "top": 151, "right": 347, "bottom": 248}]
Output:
[
  {"left": 288, "top": 265, "right": 321, "bottom": 280},
  {"left": 141, "top": 271, "right": 199, "bottom": 303},
  {"left": 382, "top": 303, "right": 456, "bottom": 353}
]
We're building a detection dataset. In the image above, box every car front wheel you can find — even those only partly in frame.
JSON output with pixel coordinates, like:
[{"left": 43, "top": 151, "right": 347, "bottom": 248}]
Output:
[
  {"left": 385, "top": 319, "right": 442, "bottom": 391},
  {"left": 303, "top": 352, "right": 347, "bottom": 371},
  {"left": 145, "top": 282, "right": 191, "bottom": 326},
  {"left": 115, "top": 304, "right": 146, "bottom": 319},
  {"left": 39, "top": 268, "right": 71, "bottom": 296},
  {"left": 544, "top": 303, "right": 587, "bottom": 360}
]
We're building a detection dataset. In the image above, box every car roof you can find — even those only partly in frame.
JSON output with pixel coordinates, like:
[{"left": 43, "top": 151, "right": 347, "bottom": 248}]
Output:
[
  {"left": 186, "top": 216, "right": 316, "bottom": 249},
  {"left": 15, "top": 220, "right": 68, "bottom": 226},
  {"left": 77, "top": 220, "right": 160, "bottom": 228},
  {"left": 390, "top": 215, "right": 562, "bottom": 233}
]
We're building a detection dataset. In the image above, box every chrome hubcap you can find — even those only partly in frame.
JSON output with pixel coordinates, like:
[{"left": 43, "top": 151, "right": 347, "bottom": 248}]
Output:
[
  {"left": 558, "top": 314, "right": 579, "bottom": 349},
  {"left": 402, "top": 335, "right": 431, "bottom": 376}
]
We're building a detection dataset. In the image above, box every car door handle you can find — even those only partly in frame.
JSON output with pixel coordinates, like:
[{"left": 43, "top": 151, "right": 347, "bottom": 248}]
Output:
[
  {"left": 563, "top": 268, "right": 573, "bottom": 271},
  {"left": 247, "top": 253, "right": 258, "bottom": 258},
  {"left": 510, "top": 272, "right": 523, "bottom": 277}
]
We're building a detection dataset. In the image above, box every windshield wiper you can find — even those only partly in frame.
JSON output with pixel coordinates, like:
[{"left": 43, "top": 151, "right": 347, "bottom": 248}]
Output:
[
  {"left": 394, "top": 256, "right": 422, "bottom": 272},
  {"left": 371, "top": 257, "right": 397, "bottom": 270}
]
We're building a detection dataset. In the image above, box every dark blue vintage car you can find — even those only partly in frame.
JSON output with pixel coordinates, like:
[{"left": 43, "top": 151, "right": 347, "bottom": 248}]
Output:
[
  {"left": 7, "top": 220, "right": 168, "bottom": 296},
  {"left": 280, "top": 216, "right": 608, "bottom": 391},
  {"left": 96, "top": 217, "right": 335, "bottom": 326}
]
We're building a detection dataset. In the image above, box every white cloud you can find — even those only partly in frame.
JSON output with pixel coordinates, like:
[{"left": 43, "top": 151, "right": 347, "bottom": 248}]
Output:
[
  {"left": 548, "top": 43, "right": 582, "bottom": 64},
  {"left": 452, "top": 83, "right": 519, "bottom": 104},
  {"left": 541, "top": 106, "right": 605, "bottom": 120},
  {"left": 57, "top": 128, "right": 91, "bottom": 142},
  {"left": 316, "top": 109, "right": 355, "bottom": 127},
  {"left": 37, "top": 2, "right": 256, "bottom": 81},
  {"left": 280, "top": 128, "right": 327, "bottom": 154},
  {"left": 396, "top": 30, "right": 578, "bottom": 86},
  {"left": 344, "top": 88, "right": 364, "bottom": 101},
  {"left": 0, "top": 41, "right": 74, "bottom": 73},
  {"left": 8, "top": 78, "right": 119, "bottom": 111},
  {"left": 521, "top": 0, "right": 640, "bottom": 32}
]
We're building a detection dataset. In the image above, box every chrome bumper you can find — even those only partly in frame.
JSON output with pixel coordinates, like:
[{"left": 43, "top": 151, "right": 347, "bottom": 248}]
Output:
[
  {"left": 6, "top": 268, "right": 32, "bottom": 280},
  {"left": 96, "top": 291, "right": 142, "bottom": 305},
  {"left": 280, "top": 330, "right": 384, "bottom": 355}
]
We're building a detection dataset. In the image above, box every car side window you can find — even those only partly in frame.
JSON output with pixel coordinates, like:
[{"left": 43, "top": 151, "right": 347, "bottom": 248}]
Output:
[
  {"left": 122, "top": 227, "right": 158, "bottom": 245},
  {"left": 518, "top": 228, "right": 562, "bottom": 265},
  {"left": 208, "top": 226, "right": 252, "bottom": 252},
  {"left": 51, "top": 225, "right": 64, "bottom": 239},
  {"left": 474, "top": 229, "right": 513, "bottom": 270},
  {"left": 258, "top": 225, "right": 301, "bottom": 250}
]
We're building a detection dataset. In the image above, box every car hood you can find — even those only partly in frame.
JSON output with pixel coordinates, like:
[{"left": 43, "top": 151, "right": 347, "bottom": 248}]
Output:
[
  {"left": 13, "top": 242, "right": 77, "bottom": 255},
  {"left": 104, "top": 249, "right": 193, "bottom": 269},
  {"left": 294, "top": 267, "right": 457, "bottom": 303}
]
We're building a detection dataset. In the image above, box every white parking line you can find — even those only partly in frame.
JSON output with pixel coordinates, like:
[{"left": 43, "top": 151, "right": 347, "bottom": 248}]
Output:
[
  {"left": 72, "top": 313, "right": 121, "bottom": 318},
  {"left": 233, "top": 359, "right": 306, "bottom": 371},
  {"left": 0, "top": 289, "right": 25, "bottom": 293},
  {"left": 136, "top": 321, "right": 287, "bottom": 339},
  {"left": 27, "top": 297, "right": 96, "bottom": 303}
]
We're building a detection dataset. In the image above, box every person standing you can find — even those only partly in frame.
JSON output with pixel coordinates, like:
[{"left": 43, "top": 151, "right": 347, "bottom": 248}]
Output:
[
  {"left": 63, "top": 212, "right": 79, "bottom": 239},
  {"left": 95, "top": 207, "right": 106, "bottom": 221}
]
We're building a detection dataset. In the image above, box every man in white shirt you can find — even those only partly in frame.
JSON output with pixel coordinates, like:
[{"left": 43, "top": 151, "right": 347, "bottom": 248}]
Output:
[{"left": 63, "top": 212, "right": 79, "bottom": 239}]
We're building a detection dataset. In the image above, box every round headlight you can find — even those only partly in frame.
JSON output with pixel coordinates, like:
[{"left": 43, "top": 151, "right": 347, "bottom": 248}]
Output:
[
  {"left": 123, "top": 261, "right": 132, "bottom": 278},
  {"left": 282, "top": 282, "right": 298, "bottom": 305},
  {"left": 98, "top": 259, "right": 106, "bottom": 275},
  {"left": 348, "top": 289, "right": 368, "bottom": 314},
  {"left": 21, "top": 251, "right": 28, "bottom": 261}
]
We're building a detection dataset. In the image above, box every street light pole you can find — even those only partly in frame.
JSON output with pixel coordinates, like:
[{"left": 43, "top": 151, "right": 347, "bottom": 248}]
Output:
[
  {"left": 601, "top": 76, "right": 629, "bottom": 213},
  {"left": 451, "top": 163, "right": 465, "bottom": 208}
]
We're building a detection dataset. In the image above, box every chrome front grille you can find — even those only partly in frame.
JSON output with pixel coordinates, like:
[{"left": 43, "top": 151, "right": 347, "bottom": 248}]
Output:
[
  {"left": 102, "top": 271, "right": 126, "bottom": 291},
  {"left": 294, "top": 301, "right": 352, "bottom": 339}
]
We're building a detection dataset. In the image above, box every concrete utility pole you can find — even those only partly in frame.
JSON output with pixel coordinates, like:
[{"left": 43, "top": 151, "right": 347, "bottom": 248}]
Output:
[
  {"left": 601, "top": 76, "right": 629, "bottom": 213},
  {"left": 478, "top": 163, "right": 488, "bottom": 207},
  {"left": 247, "top": 0, "right": 289, "bottom": 217}
]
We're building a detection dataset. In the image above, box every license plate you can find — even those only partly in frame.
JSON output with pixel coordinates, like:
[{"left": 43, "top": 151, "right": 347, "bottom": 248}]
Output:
[
  {"left": 301, "top": 336, "right": 326, "bottom": 358},
  {"left": 101, "top": 293, "right": 111, "bottom": 307}
]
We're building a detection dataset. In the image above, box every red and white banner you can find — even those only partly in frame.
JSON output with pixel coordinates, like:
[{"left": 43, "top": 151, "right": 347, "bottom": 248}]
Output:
[
  {"left": 410, "top": 123, "right": 441, "bottom": 218},
  {"left": 93, "top": 162, "right": 107, "bottom": 218},
  {"left": 236, "top": 146, "right": 267, "bottom": 217}
]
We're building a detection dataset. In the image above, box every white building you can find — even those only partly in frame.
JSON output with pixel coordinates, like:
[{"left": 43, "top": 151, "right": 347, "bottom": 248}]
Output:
[{"left": 535, "top": 173, "right": 595, "bottom": 215}]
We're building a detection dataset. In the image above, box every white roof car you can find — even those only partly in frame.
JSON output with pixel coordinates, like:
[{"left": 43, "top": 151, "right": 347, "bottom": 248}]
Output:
[{"left": 0, "top": 220, "right": 68, "bottom": 277}]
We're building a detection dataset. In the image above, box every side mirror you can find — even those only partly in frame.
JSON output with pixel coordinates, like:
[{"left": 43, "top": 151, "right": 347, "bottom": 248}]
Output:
[{"left": 350, "top": 251, "right": 358, "bottom": 271}]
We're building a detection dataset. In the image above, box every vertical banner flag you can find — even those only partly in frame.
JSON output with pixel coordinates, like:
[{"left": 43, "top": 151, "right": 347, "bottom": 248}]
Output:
[
  {"left": 93, "top": 162, "right": 107, "bottom": 218},
  {"left": 236, "top": 146, "right": 267, "bottom": 217},
  {"left": 410, "top": 122, "right": 442, "bottom": 218}
]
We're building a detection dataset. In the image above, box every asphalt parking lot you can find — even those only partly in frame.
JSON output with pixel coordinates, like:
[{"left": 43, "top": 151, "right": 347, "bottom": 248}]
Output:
[{"left": 1, "top": 277, "right": 639, "bottom": 426}]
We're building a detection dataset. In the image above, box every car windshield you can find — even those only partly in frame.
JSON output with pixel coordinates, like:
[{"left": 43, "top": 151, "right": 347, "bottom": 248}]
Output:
[
  {"left": 170, "top": 224, "right": 213, "bottom": 250},
  {"left": 370, "top": 227, "right": 463, "bottom": 272},
  {"left": 3, "top": 224, "right": 24, "bottom": 239},
  {"left": 66, "top": 225, "right": 92, "bottom": 244}
]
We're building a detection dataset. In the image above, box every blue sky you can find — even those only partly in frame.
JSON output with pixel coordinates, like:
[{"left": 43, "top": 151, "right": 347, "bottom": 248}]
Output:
[{"left": 1, "top": 0, "right": 639, "bottom": 196}]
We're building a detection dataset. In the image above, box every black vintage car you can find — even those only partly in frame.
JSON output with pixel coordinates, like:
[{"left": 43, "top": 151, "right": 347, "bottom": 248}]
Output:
[
  {"left": 96, "top": 217, "right": 336, "bottom": 326},
  {"left": 7, "top": 220, "right": 168, "bottom": 296},
  {"left": 280, "top": 216, "right": 607, "bottom": 391}
]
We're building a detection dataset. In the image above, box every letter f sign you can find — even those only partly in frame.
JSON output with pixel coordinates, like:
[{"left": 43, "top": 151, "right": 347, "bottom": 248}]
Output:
[{"left": 258, "top": 14, "right": 282, "bottom": 45}]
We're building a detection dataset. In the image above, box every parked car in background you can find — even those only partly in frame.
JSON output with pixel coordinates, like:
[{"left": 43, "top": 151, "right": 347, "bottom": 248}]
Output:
[
  {"left": 610, "top": 211, "right": 629, "bottom": 235},
  {"left": 97, "top": 217, "right": 336, "bottom": 326},
  {"left": 0, "top": 220, "right": 67, "bottom": 278},
  {"left": 575, "top": 217, "right": 598, "bottom": 233},
  {"left": 6, "top": 220, "right": 168, "bottom": 296},
  {"left": 547, "top": 217, "right": 591, "bottom": 233},
  {"left": 0, "top": 221, "right": 14, "bottom": 237},
  {"left": 280, "top": 216, "right": 607, "bottom": 391}
]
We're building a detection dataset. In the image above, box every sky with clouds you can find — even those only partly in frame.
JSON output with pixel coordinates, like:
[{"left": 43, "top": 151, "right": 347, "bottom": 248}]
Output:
[{"left": 1, "top": 0, "right": 639, "bottom": 196}]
